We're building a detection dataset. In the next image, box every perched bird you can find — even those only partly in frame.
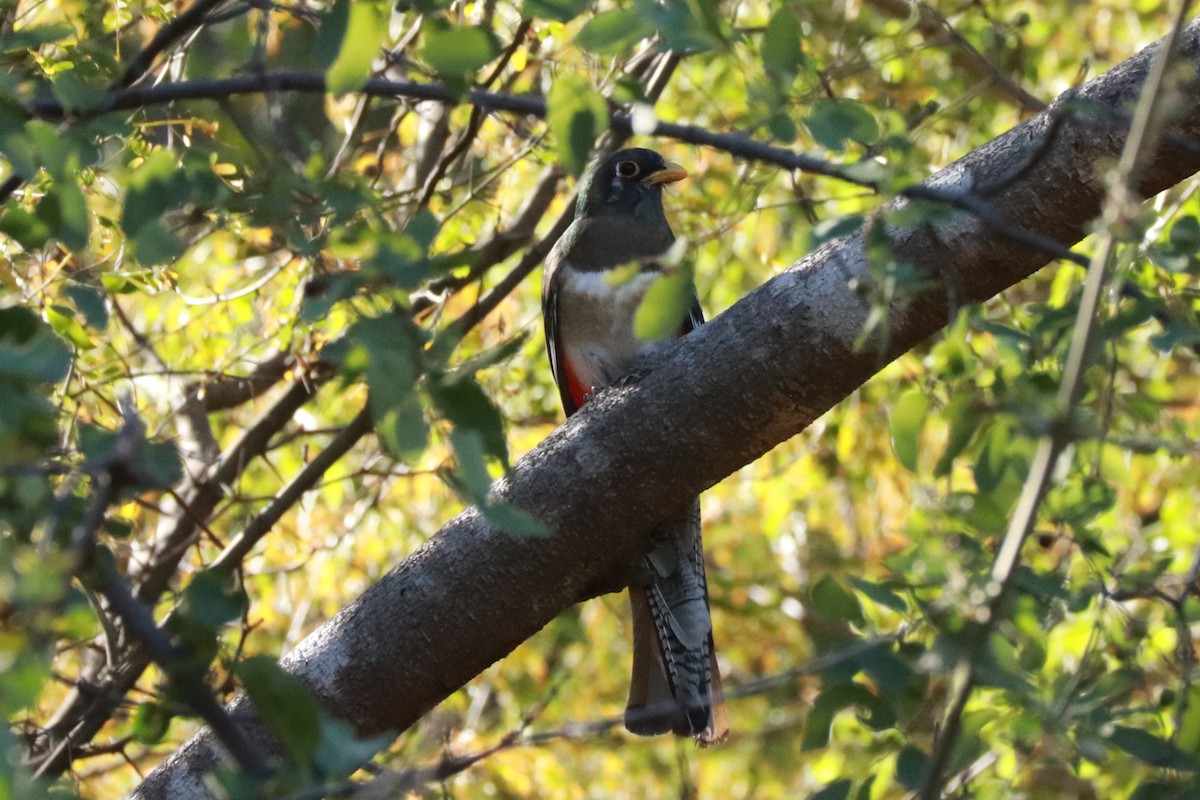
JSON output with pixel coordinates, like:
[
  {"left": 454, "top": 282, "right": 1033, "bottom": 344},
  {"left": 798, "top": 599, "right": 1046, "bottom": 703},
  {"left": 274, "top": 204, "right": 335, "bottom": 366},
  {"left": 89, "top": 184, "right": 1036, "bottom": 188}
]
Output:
[{"left": 542, "top": 147, "right": 728, "bottom": 745}]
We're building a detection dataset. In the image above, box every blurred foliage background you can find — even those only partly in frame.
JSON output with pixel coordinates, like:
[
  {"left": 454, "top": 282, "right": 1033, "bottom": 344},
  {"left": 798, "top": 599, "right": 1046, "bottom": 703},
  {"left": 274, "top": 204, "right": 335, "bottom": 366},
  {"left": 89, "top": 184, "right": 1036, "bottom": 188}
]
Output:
[{"left": 1, "top": 0, "right": 1199, "bottom": 798}]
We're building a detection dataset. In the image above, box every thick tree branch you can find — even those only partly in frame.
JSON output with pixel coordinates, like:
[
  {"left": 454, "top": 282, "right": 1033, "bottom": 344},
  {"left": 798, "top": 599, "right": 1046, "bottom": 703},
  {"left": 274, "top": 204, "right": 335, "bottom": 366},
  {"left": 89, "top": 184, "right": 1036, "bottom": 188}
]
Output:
[{"left": 131, "top": 20, "right": 1200, "bottom": 800}]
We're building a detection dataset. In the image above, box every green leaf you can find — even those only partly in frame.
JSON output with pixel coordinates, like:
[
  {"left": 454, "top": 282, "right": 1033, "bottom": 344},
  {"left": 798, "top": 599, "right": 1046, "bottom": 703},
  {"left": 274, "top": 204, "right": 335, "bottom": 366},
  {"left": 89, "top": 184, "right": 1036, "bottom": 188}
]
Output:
[
  {"left": 0, "top": 23, "right": 75, "bottom": 53},
  {"left": 405, "top": 207, "right": 441, "bottom": 252},
  {"left": 547, "top": 74, "right": 608, "bottom": 177},
  {"left": 1169, "top": 215, "right": 1200, "bottom": 252},
  {"left": 130, "top": 702, "right": 172, "bottom": 745},
  {"left": 45, "top": 304, "right": 92, "bottom": 350},
  {"left": 422, "top": 26, "right": 499, "bottom": 78},
  {"left": 313, "top": 0, "right": 350, "bottom": 68},
  {"left": 179, "top": 568, "right": 247, "bottom": 628},
  {"left": 0, "top": 204, "right": 52, "bottom": 249},
  {"left": 888, "top": 389, "right": 928, "bottom": 472},
  {"left": 237, "top": 657, "right": 322, "bottom": 767},
  {"left": 973, "top": 421, "right": 1009, "bottom": 492},
  {"left": 525, "top": 0, "right": 590, "bottom": 22},
  {"left": 0, "top": 307, "right": 72, "bottom": 384},
  {"left": 634, "top": 270, "right": 694, "bottom": 341},
  {"left": 681, "top": 0, "right": 730, "bottom": 49},
  {"left": 762, "top": 9, "right": 804, "bottom": 78},
  {"left": 811, "top": 575, "right": 864, "bottom": 626},
  {"left": 895, "top": 745, "right": 929, "bottom": 791},
  {"left": 452, "top": 331, "right": 529, "bottom": 375},
  {"left": 432, "top": 376, "right": 509, "bottom": 466},
  {"left": 64, "top": 283, "right": 108, "bottom": 330},
  {"left": 804, "top": 99, "right": 879, "bottom": 152},
  {"left": 50, "top": 70, "right": 108, "bottom": 112},
  {"left": 639, "top": 0, "right": 719, "bottom": 54},
  {"left": 315, "top": 716, "right": 393, "bottom": 779},
  {"left": 480, "top": 499, "right": 552, "bottom": 538},
  {"left": 575, "top": 9, "right": 656, "bottom": 55},
  {"left": 123, "top": 149, "right": 186, "bottom": 264},
  {"left": 858, "top": 646, "right": 914, "bottom": 696},
  {"left": 809, "top": 779, "right": 852, "bottom": 800},
  {"left": 847, "top": 576, "right": 908, "bottom": 613},
  {"left": 934, "top": 393, "right": 980, "bottom": 477},
  {"left": 1110, "top": 725, "right": 1196, "bottom": 770},
  {"left": 1129, "top": 781, "right": 1195, "bottom": 800},
  {"left": 448, "top": 427, "right": 493, "bottom": 499},
  {"left": 802, "top": 682, "right": 894, "bottom": 750},
  {"left": 1176, "top": 685, "right": 1200, "bottom": 754},
  {"left": 137, "top": 440, "right": 185, "bottom": 489},
  {"left": 351, "top": 315, "right": 429, "bottom": 461},
  {"left": 448, "top": 428, "right": 550, "bottom": 537},
  {"left": 325, "top": 0, "right": 388, "bottom": 96}
]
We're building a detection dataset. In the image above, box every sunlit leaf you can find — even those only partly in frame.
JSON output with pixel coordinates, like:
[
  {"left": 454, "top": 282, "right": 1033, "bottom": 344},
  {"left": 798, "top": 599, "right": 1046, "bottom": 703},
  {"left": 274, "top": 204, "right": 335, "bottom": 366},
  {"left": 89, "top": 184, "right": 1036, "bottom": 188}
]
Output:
[
  {"left": 131, "top": 702, "right": 172, "bottom": 745},
  {"left": 547, "top": 74, "right": 607, "bottom": 177},
  {"left": 634, "top": 270, "right": 693, "bottom": 341},
  {"left": 1177, "top": 685, "right": 1200, "bottom": 755},
  {"left": 422, "top": 26, "right": 499, "bottom": 79},
  {"left": 325, "top": 0, "right": 388, "bottom": 96},
  {"left": 888, "top": 389, "right": 928, "bottom": 472}
]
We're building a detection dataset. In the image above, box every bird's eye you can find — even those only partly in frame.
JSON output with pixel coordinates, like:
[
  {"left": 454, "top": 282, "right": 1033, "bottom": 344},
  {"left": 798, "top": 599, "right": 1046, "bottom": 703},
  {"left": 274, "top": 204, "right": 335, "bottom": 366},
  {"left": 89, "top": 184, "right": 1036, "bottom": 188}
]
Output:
[{"left": 615, "top": 160, "right": 640, "bottom": 179}]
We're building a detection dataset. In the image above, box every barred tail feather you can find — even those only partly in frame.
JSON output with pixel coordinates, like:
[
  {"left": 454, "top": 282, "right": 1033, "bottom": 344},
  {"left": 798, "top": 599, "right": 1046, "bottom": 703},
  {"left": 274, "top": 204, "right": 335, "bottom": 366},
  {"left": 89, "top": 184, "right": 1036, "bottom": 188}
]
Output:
[{"left": 623, "top": 501, "right": 729, "bottom": 745}]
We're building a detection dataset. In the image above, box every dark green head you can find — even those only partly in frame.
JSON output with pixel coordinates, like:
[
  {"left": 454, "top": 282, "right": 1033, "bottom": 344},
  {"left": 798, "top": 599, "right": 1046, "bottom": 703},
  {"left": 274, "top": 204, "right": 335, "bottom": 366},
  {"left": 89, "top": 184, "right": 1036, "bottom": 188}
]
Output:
[{"left": 575, "top": 148, "right": 688, "bottom": 223}]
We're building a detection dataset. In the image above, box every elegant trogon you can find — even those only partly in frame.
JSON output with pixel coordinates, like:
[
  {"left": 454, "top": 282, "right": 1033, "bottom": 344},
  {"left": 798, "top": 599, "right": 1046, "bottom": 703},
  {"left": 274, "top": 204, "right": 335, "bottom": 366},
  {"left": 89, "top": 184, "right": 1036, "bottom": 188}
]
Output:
[{"left": 542, "top": 147, "right": 729, "bottom": 745}]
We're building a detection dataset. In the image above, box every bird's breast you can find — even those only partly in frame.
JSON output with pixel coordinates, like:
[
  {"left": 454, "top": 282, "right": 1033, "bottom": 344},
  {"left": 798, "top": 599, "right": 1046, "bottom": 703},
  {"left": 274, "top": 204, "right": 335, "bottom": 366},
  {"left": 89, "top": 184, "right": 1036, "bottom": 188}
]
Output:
[{"left": 556, "top": 267, "right": 660, "bottom": 390}]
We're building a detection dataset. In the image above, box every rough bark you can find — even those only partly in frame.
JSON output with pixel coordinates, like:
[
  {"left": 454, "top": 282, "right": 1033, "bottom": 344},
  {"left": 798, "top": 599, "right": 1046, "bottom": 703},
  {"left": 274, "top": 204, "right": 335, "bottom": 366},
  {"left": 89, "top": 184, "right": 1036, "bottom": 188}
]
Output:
[{"left": 132, "top": 20, "right": 1200, "bottom": 799}]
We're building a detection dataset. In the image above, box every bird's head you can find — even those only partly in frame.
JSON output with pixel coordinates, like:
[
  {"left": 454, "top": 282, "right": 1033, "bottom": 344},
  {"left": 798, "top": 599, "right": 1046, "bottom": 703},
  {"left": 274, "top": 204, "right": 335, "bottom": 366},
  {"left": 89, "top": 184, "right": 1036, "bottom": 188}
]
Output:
[{"left": 575, "top": 148, "right": 688, "bottom": 224}]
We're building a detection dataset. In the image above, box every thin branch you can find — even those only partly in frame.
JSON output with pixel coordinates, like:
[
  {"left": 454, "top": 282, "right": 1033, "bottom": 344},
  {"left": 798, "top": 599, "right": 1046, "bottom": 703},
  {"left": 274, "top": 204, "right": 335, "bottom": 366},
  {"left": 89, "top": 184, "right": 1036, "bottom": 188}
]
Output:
[{"left": 23, "top": 70, "right": 1095, "bottom": 269}]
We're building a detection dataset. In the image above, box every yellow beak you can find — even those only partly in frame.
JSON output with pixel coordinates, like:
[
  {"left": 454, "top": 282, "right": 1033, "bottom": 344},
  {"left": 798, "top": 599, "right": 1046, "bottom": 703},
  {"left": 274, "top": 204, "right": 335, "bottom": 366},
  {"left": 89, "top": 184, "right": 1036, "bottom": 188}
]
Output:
[{"left": 644, "top": 162, "right": 688, "bottom": 185}]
